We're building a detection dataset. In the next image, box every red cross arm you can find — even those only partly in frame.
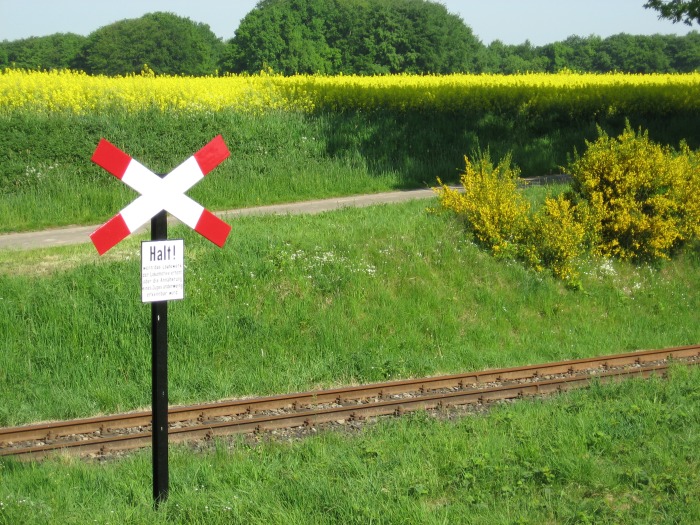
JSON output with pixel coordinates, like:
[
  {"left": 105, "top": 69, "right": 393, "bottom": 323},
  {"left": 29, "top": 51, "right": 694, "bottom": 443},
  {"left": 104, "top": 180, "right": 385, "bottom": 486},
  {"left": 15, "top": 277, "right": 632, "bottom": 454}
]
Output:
[
  {"left": 91, "top": 214, "right": 131, "bottom": 255},
  {"left": 91, "top": 135, "right": 230, "bottom": 180},
  {"left": 91, "top": 138, "right": 132, "bottom": 179},
  {"left": 195, "top": 209, "right": 231, "bottom": 248},
  {"left": 194, "top": 135, "right": 230, "bottom": 175}
]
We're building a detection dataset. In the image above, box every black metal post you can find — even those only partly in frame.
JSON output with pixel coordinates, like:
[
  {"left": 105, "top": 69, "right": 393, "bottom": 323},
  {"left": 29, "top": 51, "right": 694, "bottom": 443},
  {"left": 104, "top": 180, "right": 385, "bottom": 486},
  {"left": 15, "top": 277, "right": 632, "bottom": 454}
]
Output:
[{"left": 151, "top": 208, "right": 169, "bottom": 506}]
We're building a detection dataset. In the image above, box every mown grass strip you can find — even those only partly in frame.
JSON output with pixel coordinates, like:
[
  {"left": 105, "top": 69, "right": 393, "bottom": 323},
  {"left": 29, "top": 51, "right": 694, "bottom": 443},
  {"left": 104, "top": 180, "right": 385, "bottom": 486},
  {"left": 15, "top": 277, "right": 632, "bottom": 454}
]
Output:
[{"left": 1, "top": 365, "right": 698, "bottom": 524}]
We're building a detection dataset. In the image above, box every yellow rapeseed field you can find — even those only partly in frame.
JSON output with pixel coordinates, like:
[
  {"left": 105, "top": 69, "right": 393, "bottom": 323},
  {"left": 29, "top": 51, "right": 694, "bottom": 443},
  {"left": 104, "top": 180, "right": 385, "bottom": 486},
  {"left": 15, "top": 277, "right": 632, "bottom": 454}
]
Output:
[{"left": 2, "top": 68, "right": 699, "bottom": 116}]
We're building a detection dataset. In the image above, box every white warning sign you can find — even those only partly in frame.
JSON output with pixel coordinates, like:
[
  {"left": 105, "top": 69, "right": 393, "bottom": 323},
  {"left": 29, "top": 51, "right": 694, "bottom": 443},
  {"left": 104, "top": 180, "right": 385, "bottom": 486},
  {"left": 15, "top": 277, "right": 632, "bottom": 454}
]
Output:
[{"left": 141, "top": 239, "right": 184, "bottom": 303}]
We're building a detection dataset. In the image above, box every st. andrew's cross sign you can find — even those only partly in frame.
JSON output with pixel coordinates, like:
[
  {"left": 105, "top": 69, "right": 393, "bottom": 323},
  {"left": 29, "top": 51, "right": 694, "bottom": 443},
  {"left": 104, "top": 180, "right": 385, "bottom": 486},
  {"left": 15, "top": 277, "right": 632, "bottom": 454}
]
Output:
[
  {"left": 90, "top": 134, "right": 231, "bottom": 255},
  {"left": 90, "top": 136, "right": 231, "bottom": 505}
]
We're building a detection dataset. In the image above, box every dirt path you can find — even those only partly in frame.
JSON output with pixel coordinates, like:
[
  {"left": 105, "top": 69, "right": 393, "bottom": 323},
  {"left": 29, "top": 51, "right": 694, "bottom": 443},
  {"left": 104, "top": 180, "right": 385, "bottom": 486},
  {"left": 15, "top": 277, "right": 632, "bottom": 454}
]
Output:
[
  {"left": 0, "top": 176, "right": 570, "bottom": 252},
  {"left": 0, "top": 188, "right": 439, "bottom": 251}
]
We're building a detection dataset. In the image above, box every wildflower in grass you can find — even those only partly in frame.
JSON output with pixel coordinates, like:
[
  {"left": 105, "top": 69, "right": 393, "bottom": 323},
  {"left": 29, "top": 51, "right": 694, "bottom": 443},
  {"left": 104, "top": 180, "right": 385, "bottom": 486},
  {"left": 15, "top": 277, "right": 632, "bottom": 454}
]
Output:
[{"left": 598, "top": 259, "right": 617, "bottom": 277}]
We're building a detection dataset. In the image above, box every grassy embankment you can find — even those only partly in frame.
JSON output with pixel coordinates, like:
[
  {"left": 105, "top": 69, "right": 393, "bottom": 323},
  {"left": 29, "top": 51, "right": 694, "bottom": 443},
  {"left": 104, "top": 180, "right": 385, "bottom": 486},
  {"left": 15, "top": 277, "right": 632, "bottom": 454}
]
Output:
[
  {"left": 1, "top": 195, "right": 698, "bottom": 426},
  {"left": 2, "top": 107, "right": 698, "bottom": 233},
  {"left": 1, "top": 106, "right": 699, "bottom": 524},
  {"left": 1, "top": 202, "right": 699, "bottom": 524}
]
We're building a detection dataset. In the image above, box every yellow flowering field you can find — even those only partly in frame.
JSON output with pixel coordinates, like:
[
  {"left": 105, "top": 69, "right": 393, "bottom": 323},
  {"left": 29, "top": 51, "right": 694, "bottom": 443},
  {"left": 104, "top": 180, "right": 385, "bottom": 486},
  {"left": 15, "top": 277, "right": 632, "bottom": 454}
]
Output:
[
  {"left": 2, "top": 68, "right": 699, "bottom": 116},
  {"left": 282, "top": 71, "right": 700, "bottom": 117},
  {"left": 0, "top": 68, "right": 309, "bottom": 113}
]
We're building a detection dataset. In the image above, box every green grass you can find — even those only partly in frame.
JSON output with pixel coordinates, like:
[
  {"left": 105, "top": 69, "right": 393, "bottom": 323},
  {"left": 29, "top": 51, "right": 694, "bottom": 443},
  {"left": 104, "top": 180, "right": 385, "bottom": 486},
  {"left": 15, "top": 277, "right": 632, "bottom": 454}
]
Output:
[
  {"left": 0, "top": 110, "right": 402, "bottom": 233},
  {"left": 2, "top": 108, "right": 698, "bottom": 232},
  {"left": 1, "top": 365, "right": 698, "bottom": 524},
  {"left": 2, "top": 105, "right": 699, "bottom": 523},
  {"left": 1, "top": 198, "right": 698, "bottom": 427}
]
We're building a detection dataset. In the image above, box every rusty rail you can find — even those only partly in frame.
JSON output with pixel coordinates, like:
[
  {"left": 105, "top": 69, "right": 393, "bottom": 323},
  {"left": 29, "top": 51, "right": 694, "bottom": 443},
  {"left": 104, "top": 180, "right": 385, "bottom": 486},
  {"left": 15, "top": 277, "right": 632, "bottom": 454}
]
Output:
[{"left": 1, "top": 344, "right": 697, "bottom": 459}]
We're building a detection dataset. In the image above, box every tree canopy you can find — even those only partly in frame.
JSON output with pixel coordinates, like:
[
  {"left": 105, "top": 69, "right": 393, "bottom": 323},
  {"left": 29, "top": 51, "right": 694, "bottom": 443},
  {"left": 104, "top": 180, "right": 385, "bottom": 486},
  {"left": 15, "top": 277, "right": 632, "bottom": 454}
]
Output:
[
  {"left": 71, "top": 12, "right": 224, "bottom": 76},
  {"left": 1, "top": 3, "right": 698, "bottom": 76},
  {"left": 644, "top": 0, "right": 700, "bottom": 25},
  {"left": 0, "top": 33, "right": 86, "bottom": 70},
  {"left": 222, "top": 0, "right": 482, "bottom": 75}
]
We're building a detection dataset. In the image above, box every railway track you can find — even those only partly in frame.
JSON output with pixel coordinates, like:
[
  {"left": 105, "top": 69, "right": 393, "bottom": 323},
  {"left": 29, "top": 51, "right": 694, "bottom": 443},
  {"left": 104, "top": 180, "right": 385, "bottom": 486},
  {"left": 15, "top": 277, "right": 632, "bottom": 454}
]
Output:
[{"left": 2, "top": 344, "right": 698, "bottom": 460}]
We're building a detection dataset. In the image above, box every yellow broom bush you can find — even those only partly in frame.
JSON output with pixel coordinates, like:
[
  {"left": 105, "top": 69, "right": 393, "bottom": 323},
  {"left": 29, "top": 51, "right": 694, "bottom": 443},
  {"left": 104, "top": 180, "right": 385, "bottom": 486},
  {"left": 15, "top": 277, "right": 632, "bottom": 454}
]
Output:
[
  {"left": 436, "top": 124, "right": 699, "bottom": 287},
  {"left": 521, "top": 195, "right": 586, "bottom": 284},
  {"left": 435, "top": 151, "right": 530, "bottom": 259},
  {"left": 567, "top": 124, "right": 700, "bottom": 261},
  {"left": 435, "top": 151, "right": 586, "bottom": 286}
]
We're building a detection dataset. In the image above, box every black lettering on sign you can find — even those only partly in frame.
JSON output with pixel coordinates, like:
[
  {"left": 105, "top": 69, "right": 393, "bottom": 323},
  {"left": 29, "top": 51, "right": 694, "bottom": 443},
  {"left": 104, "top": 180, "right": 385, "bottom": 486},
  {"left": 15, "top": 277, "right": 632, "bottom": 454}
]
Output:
[{"left": 149, "top": 245, "right": 178, "bottom": 262}]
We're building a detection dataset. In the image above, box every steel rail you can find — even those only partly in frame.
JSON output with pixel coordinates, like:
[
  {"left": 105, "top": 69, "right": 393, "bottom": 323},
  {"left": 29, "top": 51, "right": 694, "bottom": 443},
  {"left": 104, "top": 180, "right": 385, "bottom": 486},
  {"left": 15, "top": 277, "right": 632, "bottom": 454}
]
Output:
[{"left": 1, "top": 344, "right": 698, "bottom": 459}]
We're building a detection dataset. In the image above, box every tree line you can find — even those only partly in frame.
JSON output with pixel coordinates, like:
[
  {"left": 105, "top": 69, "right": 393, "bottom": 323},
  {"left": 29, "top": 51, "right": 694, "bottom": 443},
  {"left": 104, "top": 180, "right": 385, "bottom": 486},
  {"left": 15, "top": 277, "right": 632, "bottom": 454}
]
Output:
[{"left": 1, "top": 1, "right": 699, "bottom": 76}]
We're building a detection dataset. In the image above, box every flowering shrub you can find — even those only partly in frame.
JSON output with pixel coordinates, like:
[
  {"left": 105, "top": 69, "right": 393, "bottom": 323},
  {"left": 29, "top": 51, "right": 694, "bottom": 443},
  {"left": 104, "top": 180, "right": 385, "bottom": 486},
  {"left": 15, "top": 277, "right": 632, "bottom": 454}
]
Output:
[
  {"left": 435, "top": 152, "right": 530, "bottom": 259},
  {"left": 437, "top": 124, "right": 700, "bottom": 286},
  {"left": 521, "top": 195, "right": 586, "bottom": 284},
  {"left": 567, "top": 124, "right": 700, "bottom": 261},
  {"left": 435, "top": 152, "right": 586, "bottom": 286}
]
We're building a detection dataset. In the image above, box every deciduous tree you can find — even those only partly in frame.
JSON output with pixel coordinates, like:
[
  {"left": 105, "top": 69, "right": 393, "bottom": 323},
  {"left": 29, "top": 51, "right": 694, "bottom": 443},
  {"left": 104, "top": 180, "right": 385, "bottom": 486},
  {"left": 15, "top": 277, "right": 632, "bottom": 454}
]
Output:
[
  {"left": 644, "top": 0, "right": 700, "bottom": 25},
  {"left": 73, "top": 12, "right": 223, "bottom": 76},
  {"left": 0, "top": 33, "right": 85, "bottom": 70},
  {"left": 223, "top": 0, "right": 482, "bottom": 75}
]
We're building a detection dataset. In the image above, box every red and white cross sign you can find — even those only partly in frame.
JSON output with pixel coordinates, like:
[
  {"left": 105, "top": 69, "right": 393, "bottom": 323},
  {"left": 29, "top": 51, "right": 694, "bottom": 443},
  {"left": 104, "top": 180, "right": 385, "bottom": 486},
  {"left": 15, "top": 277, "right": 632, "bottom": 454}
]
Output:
[{"left": 90, "top": 135, "right": 232, "bottom": 255}]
